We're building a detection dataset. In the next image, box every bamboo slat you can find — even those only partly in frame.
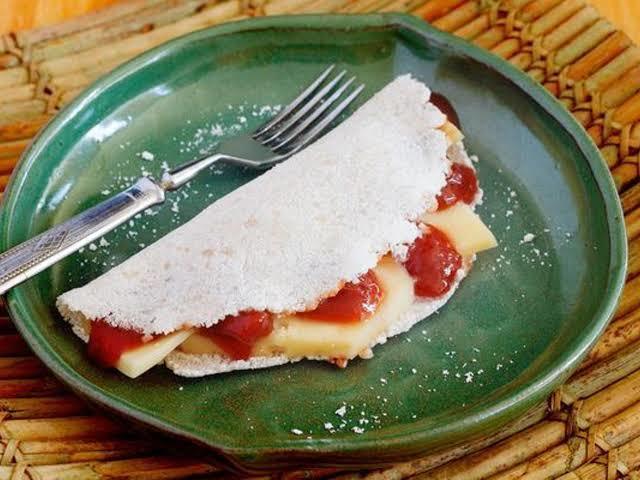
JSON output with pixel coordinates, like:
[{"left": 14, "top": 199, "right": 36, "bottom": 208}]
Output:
[
  {"left": 562, "top": 337, "right": 640, "bottom": 403},
  {"left": 18, "top": 439, "right": 151, "bottom": 455},
  {"left": 13, "top": 0, "right": 168, "bottom": 47},
  {"left": 0, "top": 84, "right": 35, "bottom": 105},
  {"left": 0, "top": 317, "right": 15, "bottom": 333},
  {"left": 542, "top": 5, "right": 599, "bottom": 51},
  {"left": 17, "top": 449, "right": 155, "bottom": 467},
  {"left": 585, "top": 46, "right": 640, "bottom": 95},
  {"left": 596, "top": 401, "right": 640, "bottom": 450},
  {"left": 50, "top": 57, "right": 127, "bottom": 92},
  {"left": 0, "top": 335, "right": 32, "bottom": 357},
  {"left": 473, "top": 25, "right": 507, "bottom": 49},
  {"left": 29, "top": 0, "right": 214, "bottom": 63},
  {"left": 265, "top": 0, "right": 319, "bottom": 15},
  {"left": 355, "top": 403, "right": 549, "bottom": 480},
  {"left": 627, "top": 207, "right": 640, "bottom": 240},
  {"left": 0, "top": 378, "right": 64, "bottom": 399},
  {"left": 0, "top": 100, "right": 47, "bottom": 125},
  {"left": 293, "top": 0, "right": 350, "bottom": 13},
  {"left": 413, "top": 0, "right": 467, "bottom": 22},
  {"left": 582, "top": 307, "right": 640, "bottom": 369},
  {"left": 614, "top": 92, "right": 640, "bottom": 125},
  {"left": 577, "top": 370, "right": 640, "bottom": 428},
  {"left": 0, "top": 115, "right": 50, "bottom": 143},
  {"left": 0, "top": 358, "right": 46, "bottom": 380},
  {"left": 489, "top": 440, "right": 590, "bottom": 480},
  {"left": 26, "top": 457, "right": 219, "bottom": 480},
  {"left": 40, "top": 1, "right": 242, "bottom": 78},
  {"left": 0, "top": 397, "right": 87, "bottom": 419},
  {"left": 554, "top": 19, "right": 616, "bottom": 68},
  {"left": 602, "top": 65, "right": 640, "bottom": 110},
  {"left": 615, "top": 274, "right": 640, "bottom": 318},
  {"left": 518, "top": 0, "right": 566, "bottom": 23},
  {"left": 2, "top": 0, "right": 640, "bottom": 479},
  {"left": 527, "top": 0, "right": 585, "bottom": 39},
  {"left": 567, "top": 31, "right": 632, "bottom": 81},
  {"left": 0, "top": 140, "right": 30, "bottom": 160},
  {"left": 0, "top": 55, "right": 19, "bottom": 70},
  {"left": 0, "top": 417, "right": 124, "bottom": 441},
  {"left": 622, "top": 183, "right": 640, "bottom": 213},
  {"left": 432, "top": 2, "right": 481, "bottom": 32},
  {"left": 414, "top": 421, "right": 567, "bottom": 479},
  {"left": 628, "top": 238, "right": 640, "bottom": 278},
  {"left": 454, "top": 12, "right": 490, "bottom": 39},
  {"left": 0, "top": 68, "right": 28, "bottom": 90}
]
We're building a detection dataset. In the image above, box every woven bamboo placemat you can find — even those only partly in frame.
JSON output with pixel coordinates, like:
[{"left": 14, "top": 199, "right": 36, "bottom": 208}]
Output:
[{"left": 1, "top": 0, "right": 640, "bottom": 478}]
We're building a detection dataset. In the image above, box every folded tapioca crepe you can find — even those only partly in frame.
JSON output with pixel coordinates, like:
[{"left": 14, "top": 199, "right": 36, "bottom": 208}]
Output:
[{"left": 57, "top": 75, "right": 497, "bottom": 378}]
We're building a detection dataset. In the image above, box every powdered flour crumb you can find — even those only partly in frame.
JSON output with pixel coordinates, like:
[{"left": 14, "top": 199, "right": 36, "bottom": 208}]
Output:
[{"left": 140, "top": 151, "right": 155, "bottom": 161}]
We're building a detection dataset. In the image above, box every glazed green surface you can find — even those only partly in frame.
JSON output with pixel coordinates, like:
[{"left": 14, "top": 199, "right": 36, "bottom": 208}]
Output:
[{"left": 0, "top": 14, "right": 626, "bottom": 470}]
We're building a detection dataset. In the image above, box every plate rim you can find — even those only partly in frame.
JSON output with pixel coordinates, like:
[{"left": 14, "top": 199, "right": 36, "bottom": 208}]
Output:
[{"left": 0, "top": 12, "right": 628, "bottom": 469}]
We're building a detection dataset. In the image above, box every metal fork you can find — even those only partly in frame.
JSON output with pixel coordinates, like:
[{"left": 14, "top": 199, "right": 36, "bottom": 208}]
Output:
[{"left": 0, "top": 66, "right": 365, "bottom": 295}]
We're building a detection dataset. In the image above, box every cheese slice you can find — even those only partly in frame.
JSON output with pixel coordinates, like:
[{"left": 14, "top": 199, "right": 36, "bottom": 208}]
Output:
[
  {"left": 422, "top": 203, "right": 497, "bottom": 257},
  {"left": 116, "top": 330, "right": 193, "bottom": 378},
  {"left": 441, "top": 121, "right": 463, "bottom": 144}
]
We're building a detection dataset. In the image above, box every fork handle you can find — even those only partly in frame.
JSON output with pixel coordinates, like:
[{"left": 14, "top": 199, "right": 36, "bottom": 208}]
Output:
[{"left": 0, "top": 177, "right": 165, "bottom": 295}]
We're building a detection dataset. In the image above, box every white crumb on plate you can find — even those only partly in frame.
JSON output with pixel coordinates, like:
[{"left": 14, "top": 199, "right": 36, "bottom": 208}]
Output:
[
  {"left": 522, "top": 233, "right": 535, "bottom": 243},
  {"left": 140, "top": 151, "right": 155, "bottom": 161}
]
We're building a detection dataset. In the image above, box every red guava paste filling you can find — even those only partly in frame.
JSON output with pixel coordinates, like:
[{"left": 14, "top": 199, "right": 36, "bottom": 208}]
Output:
[
  {"left": 88, "top": 319, "right": 146, "bottom": 367},
  {"left": 302, "top": 270, "right": 382, "bottom": 323},
  {"left": 436, "top": 163, "right": 478, "bottom": 210},
  {"left": 201, "top": 311, "right": 273, "bottom": 360},
  {"left": 403, "top": 226, "right": 462, "bottom": 298}
]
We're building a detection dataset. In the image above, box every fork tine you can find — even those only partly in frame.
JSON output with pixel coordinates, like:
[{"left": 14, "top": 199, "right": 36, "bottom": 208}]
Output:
[
  {"left": 252, "top": 65, "right": 335, "bottom": 138},
  {"left": 269, "top": 77, "right": 356, "bottom": 151},
  {"left": 260, "top": 70, "right": 347, "bottom": 144},
  {"left": 273, "top": 84, "right": 365, "bottom": 156}
]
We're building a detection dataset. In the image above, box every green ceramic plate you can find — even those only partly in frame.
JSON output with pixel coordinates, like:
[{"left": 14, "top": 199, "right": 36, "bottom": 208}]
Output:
[{"left": 0, "top": 13, "right": 627, "bottom": 471}]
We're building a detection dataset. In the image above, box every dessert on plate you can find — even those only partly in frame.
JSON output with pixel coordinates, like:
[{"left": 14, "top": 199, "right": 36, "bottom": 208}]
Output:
[{"left": 57, "top": 75, "right": 497, "bottom": 378}]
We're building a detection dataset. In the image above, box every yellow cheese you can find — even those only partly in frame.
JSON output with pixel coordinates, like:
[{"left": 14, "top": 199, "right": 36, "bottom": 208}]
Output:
[
  {"left": 116, "top": 330, "right": 193, "bottom": 378},
  {"left": 179, "top": 333, "right": 221, "bottom": 355},
  {"left": 422, "top": 203, "right": 497, "bottom": 257},
  {"left": 441, "top": 121, "right": 463, "bottom": 144},
  {"left": 179, "top": 256, "right": 415, "bottom": 360}
]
